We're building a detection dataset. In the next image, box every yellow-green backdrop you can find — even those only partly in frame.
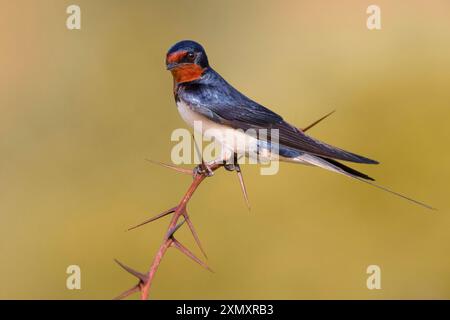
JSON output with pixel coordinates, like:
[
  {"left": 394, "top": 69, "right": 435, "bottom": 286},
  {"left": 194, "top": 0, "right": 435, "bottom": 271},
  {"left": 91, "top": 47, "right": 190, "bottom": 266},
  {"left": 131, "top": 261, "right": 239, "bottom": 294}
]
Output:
[{"left": 1, "top": 0, "right": 449, "bottom": 299}]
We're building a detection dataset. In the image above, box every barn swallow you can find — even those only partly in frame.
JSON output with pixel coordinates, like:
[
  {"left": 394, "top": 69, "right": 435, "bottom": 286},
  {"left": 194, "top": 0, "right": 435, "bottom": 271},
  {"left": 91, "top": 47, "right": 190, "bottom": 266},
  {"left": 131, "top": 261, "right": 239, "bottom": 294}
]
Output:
[{"left": 165, "top": 40, "right": 432, "bottom": 209}]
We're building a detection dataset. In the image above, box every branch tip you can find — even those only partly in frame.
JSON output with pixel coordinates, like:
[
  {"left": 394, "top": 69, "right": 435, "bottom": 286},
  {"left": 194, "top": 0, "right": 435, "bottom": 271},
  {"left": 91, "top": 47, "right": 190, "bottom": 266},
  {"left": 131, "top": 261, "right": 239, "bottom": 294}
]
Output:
[
  {"left": 128, "top": 207, "right": 177, "bottom": 231},
  {"left": 114, "top": 259, "right": 148, "bottom": 283},
  {"left": 171, "top": 238, "right": 214, "bottom": 273},
  {"left": 145, "top": 159, "right": 192, "bottom": 175},
  {"left": 184, "top": 211, "right": 208, "bottom": 259},
  {"left": 113, "top": 285, "right": 140, "bottom": 300},
  {"left": 235, "top": 165, "right": 251, "bottom": 210},
  {"left": 302, "top": 109, "right": 336, "bottom": 132}
]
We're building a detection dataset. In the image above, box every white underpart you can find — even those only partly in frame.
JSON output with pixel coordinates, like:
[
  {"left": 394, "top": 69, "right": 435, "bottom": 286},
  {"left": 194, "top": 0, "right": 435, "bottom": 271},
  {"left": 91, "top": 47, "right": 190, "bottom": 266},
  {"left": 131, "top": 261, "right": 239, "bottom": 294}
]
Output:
[
  {"left": 176, "top": 100, "right": 313, "bottom": 166},
  {"left": 177, "top": 100, "right": 271, "bottom": 162}
]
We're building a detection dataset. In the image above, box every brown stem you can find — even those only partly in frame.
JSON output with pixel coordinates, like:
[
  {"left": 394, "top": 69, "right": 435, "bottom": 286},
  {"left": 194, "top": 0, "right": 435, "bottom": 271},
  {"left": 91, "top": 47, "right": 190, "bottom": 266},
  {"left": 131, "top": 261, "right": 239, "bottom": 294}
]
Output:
[
  {"left": 138, "top": 163, "right": 222, "bottom": 300},
  {"left": 141, "top": 174, "right": 203, "bottom": 299}
]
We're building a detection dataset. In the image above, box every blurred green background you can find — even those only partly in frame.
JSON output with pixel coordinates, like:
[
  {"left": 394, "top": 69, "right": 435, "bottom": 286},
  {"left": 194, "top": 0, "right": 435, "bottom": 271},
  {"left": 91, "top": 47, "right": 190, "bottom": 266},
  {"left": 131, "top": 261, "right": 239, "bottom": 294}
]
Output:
[{"left": 0, "top": 0, "right": 449, "bottom": 299}]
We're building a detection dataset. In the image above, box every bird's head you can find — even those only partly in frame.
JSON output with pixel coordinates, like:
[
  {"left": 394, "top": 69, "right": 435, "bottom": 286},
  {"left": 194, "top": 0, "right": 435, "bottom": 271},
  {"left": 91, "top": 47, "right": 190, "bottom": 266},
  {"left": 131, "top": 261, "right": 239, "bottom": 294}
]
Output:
[{"left": 166, "top": 40, "right": 209, "bottom": 84}]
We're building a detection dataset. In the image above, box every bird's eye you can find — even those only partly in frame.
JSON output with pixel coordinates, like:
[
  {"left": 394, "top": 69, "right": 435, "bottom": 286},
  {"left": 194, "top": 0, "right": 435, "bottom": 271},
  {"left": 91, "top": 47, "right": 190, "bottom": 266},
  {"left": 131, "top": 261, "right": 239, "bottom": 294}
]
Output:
[{"left": 186, "top": 52, "right": 195, "bottom": 61}]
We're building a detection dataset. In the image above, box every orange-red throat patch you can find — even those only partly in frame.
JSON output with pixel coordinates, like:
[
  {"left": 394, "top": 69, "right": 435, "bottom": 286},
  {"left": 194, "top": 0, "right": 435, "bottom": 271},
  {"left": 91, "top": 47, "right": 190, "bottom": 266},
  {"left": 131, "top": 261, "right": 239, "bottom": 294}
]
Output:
[
  {"left": 167, "top": 50, "right": 205, "bottom": 84},
  {"left": 170, "top": 64, "right": 205, "bottom": 84}
]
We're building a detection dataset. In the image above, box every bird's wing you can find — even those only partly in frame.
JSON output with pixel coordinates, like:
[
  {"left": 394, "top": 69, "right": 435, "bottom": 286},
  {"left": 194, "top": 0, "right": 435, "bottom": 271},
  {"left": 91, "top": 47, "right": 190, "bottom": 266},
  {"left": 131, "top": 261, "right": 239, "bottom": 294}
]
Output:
[{"left": 180, "top": 79, "right": 378, "bottom": 164}]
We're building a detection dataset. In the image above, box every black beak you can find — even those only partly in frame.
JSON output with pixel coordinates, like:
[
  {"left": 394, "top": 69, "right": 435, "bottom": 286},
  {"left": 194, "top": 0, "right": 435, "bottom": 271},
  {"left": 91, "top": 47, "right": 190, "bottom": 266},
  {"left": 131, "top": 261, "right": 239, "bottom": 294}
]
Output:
[{"left": 166, "top": 63, "right": 177, "bottom": 70}]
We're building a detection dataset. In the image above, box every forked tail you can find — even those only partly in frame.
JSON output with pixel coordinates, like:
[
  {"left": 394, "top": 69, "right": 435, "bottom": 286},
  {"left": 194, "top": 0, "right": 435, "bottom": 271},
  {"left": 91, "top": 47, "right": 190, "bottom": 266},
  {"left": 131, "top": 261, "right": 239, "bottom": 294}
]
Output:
[{"left": 296, "top": 153, "right": 435, "bottom": 210}]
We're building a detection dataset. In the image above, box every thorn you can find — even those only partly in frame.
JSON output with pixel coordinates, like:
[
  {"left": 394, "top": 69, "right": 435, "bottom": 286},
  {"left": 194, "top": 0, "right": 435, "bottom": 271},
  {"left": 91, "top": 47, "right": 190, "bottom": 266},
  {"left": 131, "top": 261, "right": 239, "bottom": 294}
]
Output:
[
  {"left": 184, "top": 210, "right": 208, "bottom": 259},
  {"left": 191, "top": 135, "right": 214, "bottom": 177},
  {"left": 114, "top": 259, "right": 148, "bottom": 283},
  {"left": 302, "top": 110, "right": 336, "bottom": 132},
  {"left": 171, "top": 238, "right": 214, "bottom": 273},
  {"left": 113, "top": 284, "right": 140, "bottom": 300},
  {"left": 203, "top": 164, "right": 214, "bottom": 177},
  {"left": 128, "top": 207, "right": 177, "bottom": 231},
  {"left": 192, "top": 135, "right": 204, "bottom": 166},
  {"left": 145, "top": 159, "right": 192, "bottom": 175},
  {"left": 235, "top": 164, "right": 251, "bottom": 210},
  {"left": 166, "top": 218, "right": 186, "bottom": 239}
]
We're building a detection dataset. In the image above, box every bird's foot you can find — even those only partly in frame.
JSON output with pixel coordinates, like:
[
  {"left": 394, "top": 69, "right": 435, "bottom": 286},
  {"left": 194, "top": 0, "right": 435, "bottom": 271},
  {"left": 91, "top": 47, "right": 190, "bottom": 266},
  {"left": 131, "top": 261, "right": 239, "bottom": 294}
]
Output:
[
  {"left": 193, "top": 163, "right": 214, "bottom": 178},
  {"left": 223, "top": 156, "right": 241, "bottom": 172}
]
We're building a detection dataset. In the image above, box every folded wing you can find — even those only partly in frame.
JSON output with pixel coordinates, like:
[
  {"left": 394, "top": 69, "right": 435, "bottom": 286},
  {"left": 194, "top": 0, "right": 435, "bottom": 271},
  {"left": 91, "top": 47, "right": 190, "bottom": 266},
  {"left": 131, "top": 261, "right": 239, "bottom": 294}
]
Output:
[{"left": 180, "top": 71, "right": 378, "bottom": 164}]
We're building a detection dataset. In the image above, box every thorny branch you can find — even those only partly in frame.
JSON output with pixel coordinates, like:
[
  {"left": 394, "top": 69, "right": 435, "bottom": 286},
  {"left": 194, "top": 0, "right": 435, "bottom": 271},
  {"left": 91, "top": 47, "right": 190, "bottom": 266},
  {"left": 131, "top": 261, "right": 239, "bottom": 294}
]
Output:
[{"left": 114, "top": 111, "right": 334, "bottom": 300}]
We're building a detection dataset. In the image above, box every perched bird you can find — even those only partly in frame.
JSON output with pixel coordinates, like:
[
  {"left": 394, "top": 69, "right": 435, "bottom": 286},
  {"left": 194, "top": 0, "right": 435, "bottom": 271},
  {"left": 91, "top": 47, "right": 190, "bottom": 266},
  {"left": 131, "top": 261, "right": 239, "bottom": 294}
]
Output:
[{"left": 165, "top": 40, "right": 432, "bottom": 209}]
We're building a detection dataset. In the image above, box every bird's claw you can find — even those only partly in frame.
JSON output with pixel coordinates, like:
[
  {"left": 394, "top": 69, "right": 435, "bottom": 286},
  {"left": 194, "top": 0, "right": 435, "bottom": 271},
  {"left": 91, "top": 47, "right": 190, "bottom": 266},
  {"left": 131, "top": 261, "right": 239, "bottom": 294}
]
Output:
[
  {"left": 223, "top": 157, "right": 241, "bottom": 172},
  {"left": 193, "top": 164, "right": 214, "bottom": 178}
]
